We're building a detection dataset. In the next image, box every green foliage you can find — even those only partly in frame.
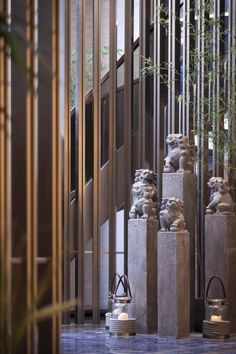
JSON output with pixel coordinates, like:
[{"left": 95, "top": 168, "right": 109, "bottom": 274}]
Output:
[
  {"left": 0, "top": 262, "right": 78, "bottom": 353},
  {"left": 141, "top": 0, "right": 236, "bottom": 181}
]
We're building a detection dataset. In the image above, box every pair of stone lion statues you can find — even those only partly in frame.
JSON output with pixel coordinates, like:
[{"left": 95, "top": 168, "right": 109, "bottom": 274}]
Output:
[
  {"left": 129, "top": 169, "right": 186, "bottom": 231},
  {"left": 129, "top": 171, "right": 235, "bottom": 233},
  {"left": 128, "top": 133, "right": 235, "bottom": 231}
]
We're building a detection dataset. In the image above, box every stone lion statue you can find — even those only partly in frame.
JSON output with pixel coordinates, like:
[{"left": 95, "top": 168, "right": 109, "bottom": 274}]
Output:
[
  {"left": 129, "top": 169, "right": 158, "bottom": 220},
  {"left": 206, "top": 177, "right": 235, "bottom": 215},
  {"left": 159, "top": 197, "right": 186, "bottom": 232},
  {"left": 163, "top": 134, "right": 193, "bottom": 173}
]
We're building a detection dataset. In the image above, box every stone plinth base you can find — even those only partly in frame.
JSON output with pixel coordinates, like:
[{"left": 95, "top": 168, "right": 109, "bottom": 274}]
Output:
[
  {"left": 163, "top": 173, "right": 196, "bottom": 330},
  {"left": 158, "top": 231, "right": 190, "bottom": 338},
  {"left": 128, "top": 218, "right": 158, "bottom": 334},
  {"left": 205, "top": 215, "right": 236, "bottom": 334}
]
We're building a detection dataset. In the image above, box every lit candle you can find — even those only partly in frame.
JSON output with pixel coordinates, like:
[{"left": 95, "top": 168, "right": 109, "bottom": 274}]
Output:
[
  {"left": 211, "top": 315, "right": 222, "bottom": 322},
  {"left": 118, "top": 312, "right": 128, "bottom": 320}
]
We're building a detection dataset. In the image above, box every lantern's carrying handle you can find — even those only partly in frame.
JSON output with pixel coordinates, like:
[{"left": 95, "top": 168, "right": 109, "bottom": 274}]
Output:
[
  {"left": 114, "top": 274, "right": 132, "bottom": 299},
  {"left": 108, "top": 273, "right": 125, "bottom": 298},
  {"left": 206, "top": 275, "right": 226, "bottom": 299}
]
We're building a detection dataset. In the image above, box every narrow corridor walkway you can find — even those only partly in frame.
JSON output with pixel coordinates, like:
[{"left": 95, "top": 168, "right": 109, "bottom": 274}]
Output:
[{"left": 62, "top": 325, "right": 236, "bottom": 353}]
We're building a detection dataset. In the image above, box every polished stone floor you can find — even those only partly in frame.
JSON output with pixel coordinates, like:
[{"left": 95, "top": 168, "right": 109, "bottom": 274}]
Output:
[{"left": 61, "top": 325, "right": 236, "bottom": 354}]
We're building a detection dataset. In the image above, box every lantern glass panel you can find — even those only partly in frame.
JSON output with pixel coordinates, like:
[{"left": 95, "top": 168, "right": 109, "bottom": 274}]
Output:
[
  {"left": 111, "top": 299, "right": 134, "bottom": 320},
  {"left": 206, "top": 300, "right": 228, "bottom": 322}
]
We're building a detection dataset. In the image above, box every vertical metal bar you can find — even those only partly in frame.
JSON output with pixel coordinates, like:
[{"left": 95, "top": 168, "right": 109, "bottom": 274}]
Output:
[
  {"left": 108, "top": 0, "right": 117, "bottom": 289},
  {"left": 188, "top": 1, "right": 195, "bottom": 142},
  {"left": 76, "top": 0, "right": 85, "bottom": 324},
  {"left": 183, "top": 0, "right": 196, "bottom": 329},
  {"left": 196, "top": 0, "right": 208, "bottom": 298},
  {"left": 26, "top": 0, "right": 38, "bottom": 351},
  {"left": 167, "top": 0, "right": 172, "bottom": 135},
  {"left": 227, "top": 0, "right": 231, "bottom": 184},
  {"left": 216, "top": 0, "right": 225, "bottom": 178},
  {"left": 200, "top": 0, "right": 206, "bottom": 298},
  {"left": 183, "top": 0, "right": 195, "bottom": 138},
  {"left": 212, "top": 0, "right": 225, "bottom": 177},
  {"left": 196, "top": 0, "right": 202, "bottom": 298},
  {"left": 227, "top": 0, "right": 232, "bottom": 188},
  {"left": 172, "top": 0, "right": 180, "bottom": 133},
  {"left": 124, "top": 0, "right": 133, "bottom": 275},
  {"left": 52, "top": 0, "right": 62, "bottom": 351},
  {"left": 0, "top": 0, "right": 11, "bottom": 351},
  {"left": 62, "top": 0, "right": 71, "bottom": 325},
  {"left": 92, "top": 0, "right": 101, "bottom": 324},
  {"left": 211, "top": 0, "right": 217, "bottom": 176},
  {"left": 139, "top": 0, "right": 150, "bottom": 167},
  {"left": 153, "top": 0, "right": 157, "bottom": 171},
  {"left": 182, "top": 1, "right": 186, "bottom": 135},
  {"left": 167, "top": 0, "right": 180, "bottom": 134},
  {"left": 153, "top": 0, "right": 166, "bottom": 198},
  {"left": 230, "top": 0, "right": 236, "bottom": 200}
]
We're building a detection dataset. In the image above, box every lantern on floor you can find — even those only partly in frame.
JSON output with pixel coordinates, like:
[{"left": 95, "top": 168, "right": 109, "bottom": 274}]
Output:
[
  {"left": 109, "top": 274, "right": 136, "bottom": 336},
  {"left": 105, "top": 273, "right": 122, "bottom": 330},
  {"left": 203, "top": 275, "right": 230, "bottom": 339}
]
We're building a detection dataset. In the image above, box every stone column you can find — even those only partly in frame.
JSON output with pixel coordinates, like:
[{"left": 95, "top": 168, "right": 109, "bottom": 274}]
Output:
[
  {"left": 128, "top": 218, "right": 158, "bottom": 333},
  {"left": 158, "top": 231, "right": 190, "bottom": 338},
  {"left": 205, "top": 215, "right": 236, "bottom": 333},
  {"left": 162, "top": 172, "right": 196, "bottom": 329}
]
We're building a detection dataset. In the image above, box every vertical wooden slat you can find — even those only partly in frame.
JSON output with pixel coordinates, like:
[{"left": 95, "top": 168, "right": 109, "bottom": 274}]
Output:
[
  {"left": 108, "top": 0, "right": 117, "bottom": 288},
  {"left": 38, "top": 0, "right": 53, "bottom": 351},
  {"left": 52, "top": 0, "right": 62, "bottom": 351},
  {"left": 124, "top": 0, "right": 133, "bottom": 275},
  {"left": 57, "top": 0, "right": 63, "bottom": 344},
  {"left": 92, "top": 0, "right": 101, "bottom": 324},
  {"left": 62, "top": 0, "right": 71, "bottom": 325},
  {"left": 26, "top": 0, "right": 38, "bottom": 351},
  {"left": 11, "top": 0, "right": 28, "bottom": 350},
  {"left": 76, "top": 0, "right": 85, "bottom": 324},
  {"left": 1, "top": 0, "right": 64, "bottom": 351},
  {"left": 0, "top": 0, "right": 11, "bottom": 351}
]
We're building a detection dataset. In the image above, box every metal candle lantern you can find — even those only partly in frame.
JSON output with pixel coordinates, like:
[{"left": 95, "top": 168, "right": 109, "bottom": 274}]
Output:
[
  {"left": 203, "top": 275, "right": 230, "bottom": 339},
  {"left": 105, "top": 273, "right": 123, "bottom": 330},
  {"left": 109, "top": 274, "right": 136, "bottom": 336}
]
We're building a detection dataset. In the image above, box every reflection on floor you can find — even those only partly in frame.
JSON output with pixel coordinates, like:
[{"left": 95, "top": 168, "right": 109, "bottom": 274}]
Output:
[{"left": 61, "top": 325, "right": 236, "bottom": 354}]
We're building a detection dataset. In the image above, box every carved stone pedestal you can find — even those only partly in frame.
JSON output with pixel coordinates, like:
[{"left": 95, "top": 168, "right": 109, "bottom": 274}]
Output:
[
  {"left": 158, "top": 231, "right": 190, "bottom": 338},
  {"left": 163, "top": 173, "right": 196, "bottom": 329},
  {"left": 128, "top": 218, "right": 158, "bottom": 333},
  {"left": 205, "top": 215, "right": 236, "bottom": 333}
]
